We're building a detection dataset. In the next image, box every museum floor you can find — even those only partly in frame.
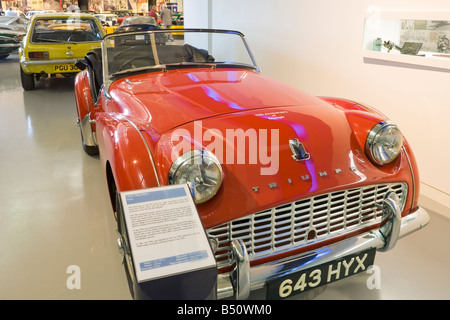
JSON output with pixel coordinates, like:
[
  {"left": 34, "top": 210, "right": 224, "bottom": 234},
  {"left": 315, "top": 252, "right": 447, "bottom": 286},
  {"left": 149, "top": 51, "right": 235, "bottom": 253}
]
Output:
[{"left": 1, "top": 53, "right": 449, "bottom": 300}]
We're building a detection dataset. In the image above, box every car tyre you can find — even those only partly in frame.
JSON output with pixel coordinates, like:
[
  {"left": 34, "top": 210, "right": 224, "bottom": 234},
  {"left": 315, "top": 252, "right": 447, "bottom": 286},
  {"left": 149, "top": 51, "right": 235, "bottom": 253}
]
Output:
[
  {"left": 20, "top": 66, "right": 35, "bottom": 90},
  {"left": 115, "top": 192, "right": 136, "bottom": 299}
]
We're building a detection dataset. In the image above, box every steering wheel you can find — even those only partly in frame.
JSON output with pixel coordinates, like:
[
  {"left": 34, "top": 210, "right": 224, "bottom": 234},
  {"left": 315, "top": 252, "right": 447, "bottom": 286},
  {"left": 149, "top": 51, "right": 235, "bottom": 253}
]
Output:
[
  {"left": 68, "top": 28, "right": 86, "bottom": 41},
  {"left": 115, "top": 55, "right": 158, "bottom": 72}
]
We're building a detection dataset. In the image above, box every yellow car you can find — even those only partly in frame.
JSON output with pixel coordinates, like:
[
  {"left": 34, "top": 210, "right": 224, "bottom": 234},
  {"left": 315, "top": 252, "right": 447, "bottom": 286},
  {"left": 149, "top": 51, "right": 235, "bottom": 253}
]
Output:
[
  {"left": 19, "top": 13, "right": 105, "bottom": 90},
  {"left": 104, "top": 25, "right": 118, "bottom": 34}
]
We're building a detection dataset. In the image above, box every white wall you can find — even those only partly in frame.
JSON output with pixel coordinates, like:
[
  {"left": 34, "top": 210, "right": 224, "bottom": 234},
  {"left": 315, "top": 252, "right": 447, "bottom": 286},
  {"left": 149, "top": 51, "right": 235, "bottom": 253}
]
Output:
[{"left": 185, "top": 0, "right": 450, "bottom": 208}]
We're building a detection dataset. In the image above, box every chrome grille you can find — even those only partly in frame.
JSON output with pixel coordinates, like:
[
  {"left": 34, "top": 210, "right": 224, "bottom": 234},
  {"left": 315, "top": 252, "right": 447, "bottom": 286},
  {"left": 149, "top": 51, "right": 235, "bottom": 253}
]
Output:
[{"left": 207, "top": 183, "right": 407, "bottom": 270}]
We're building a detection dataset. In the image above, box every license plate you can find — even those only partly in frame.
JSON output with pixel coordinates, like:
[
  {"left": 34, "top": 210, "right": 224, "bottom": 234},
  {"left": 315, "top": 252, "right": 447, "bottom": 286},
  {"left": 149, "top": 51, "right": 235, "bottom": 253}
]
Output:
[
  {"left": 266, "top": 248, "right": 376, "bottom": 299},
  {"left": 53, "top": 64, "right": 79, "bottom": 72}
]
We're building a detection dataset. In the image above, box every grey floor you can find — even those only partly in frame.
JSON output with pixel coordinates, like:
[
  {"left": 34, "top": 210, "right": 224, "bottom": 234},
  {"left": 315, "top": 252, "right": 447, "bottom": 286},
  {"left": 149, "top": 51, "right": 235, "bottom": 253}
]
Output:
[{"left": 1, "top": 53, "right": 449, "bottom": 300}]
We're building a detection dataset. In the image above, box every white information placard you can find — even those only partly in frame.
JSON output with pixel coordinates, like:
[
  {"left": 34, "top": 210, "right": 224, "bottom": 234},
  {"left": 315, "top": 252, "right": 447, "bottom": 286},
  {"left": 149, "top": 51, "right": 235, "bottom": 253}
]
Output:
[{"left": 120, "top": 184, "right": 216, "bottom": 283}]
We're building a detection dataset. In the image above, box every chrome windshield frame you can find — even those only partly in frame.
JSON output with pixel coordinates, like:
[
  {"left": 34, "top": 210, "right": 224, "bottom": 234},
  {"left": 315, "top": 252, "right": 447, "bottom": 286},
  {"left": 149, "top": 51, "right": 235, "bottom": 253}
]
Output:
[{"left": 101, "top": 28, "right": 261, "bottom": 98}]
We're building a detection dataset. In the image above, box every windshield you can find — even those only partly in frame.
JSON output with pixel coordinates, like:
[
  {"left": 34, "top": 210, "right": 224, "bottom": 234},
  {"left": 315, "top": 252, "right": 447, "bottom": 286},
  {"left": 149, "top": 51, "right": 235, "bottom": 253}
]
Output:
[
  {"left": 122, "top": 16, "right": 156, "bottom": 26},
  {"left": 31, "top": 17, "right": 103, "bottom": 43},
  {"left": 104, "top": 29, "right": 258, "bottom": 78}
]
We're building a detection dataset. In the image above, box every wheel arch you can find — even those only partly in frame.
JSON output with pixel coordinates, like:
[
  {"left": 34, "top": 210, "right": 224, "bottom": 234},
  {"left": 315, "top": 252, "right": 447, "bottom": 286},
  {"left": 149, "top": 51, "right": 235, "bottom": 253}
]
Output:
[
  {"left": 98, "top": 117, "right": 161, "bottom": 214},
  {"left": 105, "top": 160, "right": 117, "bottom": 213}
]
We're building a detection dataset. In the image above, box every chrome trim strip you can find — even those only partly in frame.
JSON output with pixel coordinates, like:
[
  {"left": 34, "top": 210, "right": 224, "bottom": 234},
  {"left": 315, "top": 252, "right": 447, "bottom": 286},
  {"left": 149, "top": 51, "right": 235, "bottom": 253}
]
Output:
[
  {"left": 0, "top": 43, "right": 20, "bottom": 48},
  {"left": 230, "top": 239, "right": 250, "bottom": 300},
  {"left": 402, "top": 146, "right": 416, "bottom": 212},
  {"left": 101, "top": 39, "right": 110, "bottom": 99},
  {"left": 240, "top": 33, "right": 261, "bottom": 73},
  {"left": 217, "top": 207, "right": 429, "bottom": 299},
  {"left": 117, "top": 115, "right": 161, "bottom": 187},
  {"left": 80, "top": 113, "right": 97, "bottom": 147},
  {"left": 378, "top": 191, "right": 401, "bottom": 252}
]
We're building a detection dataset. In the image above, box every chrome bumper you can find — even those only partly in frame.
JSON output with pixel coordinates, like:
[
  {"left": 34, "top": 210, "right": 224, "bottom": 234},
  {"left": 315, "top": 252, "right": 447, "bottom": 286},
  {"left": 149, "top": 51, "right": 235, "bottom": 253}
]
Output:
[
  {"left": 0, "top": 43, "right": 20, "bottom": 48},
  {"left": 217, "top": 204, "right": 430, "bottom": 299},
  {"left": 20, "top": 58, "right": 79, "bottom": 66}
]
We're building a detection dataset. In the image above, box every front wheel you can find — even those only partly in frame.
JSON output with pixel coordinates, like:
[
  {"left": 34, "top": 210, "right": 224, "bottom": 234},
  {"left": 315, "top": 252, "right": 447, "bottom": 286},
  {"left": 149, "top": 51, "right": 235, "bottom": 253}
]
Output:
[
  {"left": 20, "top": 66, "right": 35, "bottom": 90},
  {"left": 115, "top": 192, "right": 136, "bottom": 299}
]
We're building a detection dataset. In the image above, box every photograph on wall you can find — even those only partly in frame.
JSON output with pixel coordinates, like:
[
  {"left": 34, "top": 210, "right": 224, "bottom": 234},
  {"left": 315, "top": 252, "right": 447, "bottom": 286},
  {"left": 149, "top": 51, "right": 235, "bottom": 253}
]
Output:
[{"left": 400, "top": 19, "right": 450, "bottom": 53}]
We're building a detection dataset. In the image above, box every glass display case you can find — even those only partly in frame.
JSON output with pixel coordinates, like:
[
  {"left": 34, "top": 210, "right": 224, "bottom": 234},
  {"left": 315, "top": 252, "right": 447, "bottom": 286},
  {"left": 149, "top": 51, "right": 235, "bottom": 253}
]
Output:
[{"left": 363, "top": 11, "right": 450, "bottom": 71}]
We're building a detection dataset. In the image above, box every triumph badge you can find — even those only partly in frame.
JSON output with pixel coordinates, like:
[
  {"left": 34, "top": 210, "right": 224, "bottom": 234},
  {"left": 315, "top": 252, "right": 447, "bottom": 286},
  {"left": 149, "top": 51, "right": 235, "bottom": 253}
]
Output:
[{"left": 289, "top": 138, "right": 310, "bottom": 161}]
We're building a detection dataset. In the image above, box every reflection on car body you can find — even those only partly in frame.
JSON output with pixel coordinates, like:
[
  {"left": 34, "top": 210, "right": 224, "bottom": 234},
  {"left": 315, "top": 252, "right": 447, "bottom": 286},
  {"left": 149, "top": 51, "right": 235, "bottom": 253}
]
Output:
[
  {"left": 74, "top": 29, "right": 430, "bottom": 300},
  {"left": 0, "top": 27, "right": 24, "bottom": 59},
  {"left": 0, "top": 16, "right": 29, "bottom": 32}
]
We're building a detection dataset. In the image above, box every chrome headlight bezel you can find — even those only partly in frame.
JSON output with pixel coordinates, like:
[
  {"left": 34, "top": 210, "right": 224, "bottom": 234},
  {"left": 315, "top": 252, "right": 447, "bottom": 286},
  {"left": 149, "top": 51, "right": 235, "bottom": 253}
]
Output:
[
  {"left": 366, "top": 121, "right": 403, "bottom": 165},
  {"left": 168, "top": 149, "right": 223, "bottom": 204}
]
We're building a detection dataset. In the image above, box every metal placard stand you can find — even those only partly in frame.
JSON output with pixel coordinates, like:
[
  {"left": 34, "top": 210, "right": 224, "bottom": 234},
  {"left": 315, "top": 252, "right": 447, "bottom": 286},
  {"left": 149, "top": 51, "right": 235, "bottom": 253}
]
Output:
[{"left": 120, "top": 184, "right": 217, "bottom": 299}]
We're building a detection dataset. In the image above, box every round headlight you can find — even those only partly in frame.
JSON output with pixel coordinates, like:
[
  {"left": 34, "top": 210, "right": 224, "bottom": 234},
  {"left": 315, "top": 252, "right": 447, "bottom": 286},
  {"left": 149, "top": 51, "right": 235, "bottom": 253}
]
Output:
[
  {"left": 168, "top": 150, "right": 223, "bottom": 204},
  {"left": 366, "top": 121, "right": 403, "bottom": 165}
]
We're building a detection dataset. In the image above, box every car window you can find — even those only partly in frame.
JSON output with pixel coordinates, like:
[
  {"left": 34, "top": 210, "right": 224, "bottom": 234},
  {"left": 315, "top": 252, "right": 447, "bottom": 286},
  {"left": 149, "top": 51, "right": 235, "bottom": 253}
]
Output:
[
  {"left": 122, "top": 16, "right": 156, "bottom": 26},
  {"left": 31, "top": 17, "right": 103, "bottom": 43},
  {"left": 104, "top": 30, "right": 258, "bottom": 77}
]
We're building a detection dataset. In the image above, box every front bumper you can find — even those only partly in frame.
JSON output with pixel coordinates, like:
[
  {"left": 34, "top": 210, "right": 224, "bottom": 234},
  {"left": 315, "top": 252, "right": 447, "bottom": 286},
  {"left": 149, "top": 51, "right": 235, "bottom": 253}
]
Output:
[{"left": 217, "top": 205, "right": 429, "bottom": 299}]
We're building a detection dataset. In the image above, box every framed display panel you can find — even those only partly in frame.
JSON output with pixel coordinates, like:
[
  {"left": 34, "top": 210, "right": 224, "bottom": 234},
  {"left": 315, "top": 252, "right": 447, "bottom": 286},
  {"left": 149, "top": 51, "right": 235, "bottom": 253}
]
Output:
[{"left": 363, "top": 11, "right": 450, "bottom": 72}]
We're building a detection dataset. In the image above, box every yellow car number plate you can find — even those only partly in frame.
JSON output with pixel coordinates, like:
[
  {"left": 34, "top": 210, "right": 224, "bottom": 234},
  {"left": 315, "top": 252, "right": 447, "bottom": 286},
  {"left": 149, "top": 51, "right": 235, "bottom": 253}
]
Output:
[{"left": 54, "top": 64, "right": 80, "bottom": 72}]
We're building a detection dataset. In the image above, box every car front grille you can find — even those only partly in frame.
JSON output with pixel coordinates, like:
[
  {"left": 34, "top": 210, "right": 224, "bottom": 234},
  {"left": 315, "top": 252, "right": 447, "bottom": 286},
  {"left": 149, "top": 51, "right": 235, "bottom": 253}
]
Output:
[{"left": 207, "top": 182, "right": 407, "bottom": 270}]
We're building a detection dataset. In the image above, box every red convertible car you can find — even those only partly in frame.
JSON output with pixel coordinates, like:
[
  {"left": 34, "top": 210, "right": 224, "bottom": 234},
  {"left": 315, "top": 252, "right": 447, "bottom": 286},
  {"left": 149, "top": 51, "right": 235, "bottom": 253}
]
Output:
[{"left": 74, "top": 29, "right": 429, "bottom": 299}]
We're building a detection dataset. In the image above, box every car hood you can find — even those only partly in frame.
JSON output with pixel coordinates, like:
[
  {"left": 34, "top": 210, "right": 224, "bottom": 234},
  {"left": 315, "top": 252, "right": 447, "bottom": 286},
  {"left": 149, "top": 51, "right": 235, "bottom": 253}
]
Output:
[
  {"left": 157, "top": 101, "right": 403, "bottom": 227},
  {"left": 108, "top": 69, "right": 321, "bottom": 133},
  {"left": 129, "top": 70, "right": 409, "bottom": 228}
]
